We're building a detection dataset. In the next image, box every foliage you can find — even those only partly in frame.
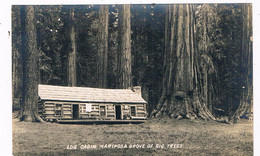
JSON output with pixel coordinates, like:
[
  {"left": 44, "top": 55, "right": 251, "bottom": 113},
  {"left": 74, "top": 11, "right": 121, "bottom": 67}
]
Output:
[
  {"left": 12, "top": 4, "right": 251, "bottom": 118},
  {"left": 131, "top": 5, "right": 165, "bottom": 113},
  {"left": 214, "top": 4, "right": 243, "bottom": 115}
]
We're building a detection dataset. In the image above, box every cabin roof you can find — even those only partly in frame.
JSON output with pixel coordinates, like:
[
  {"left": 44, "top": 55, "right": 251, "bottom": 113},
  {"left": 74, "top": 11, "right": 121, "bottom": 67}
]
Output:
[{"left": 38, "top": 84, "right": 147, "bottom": 104}]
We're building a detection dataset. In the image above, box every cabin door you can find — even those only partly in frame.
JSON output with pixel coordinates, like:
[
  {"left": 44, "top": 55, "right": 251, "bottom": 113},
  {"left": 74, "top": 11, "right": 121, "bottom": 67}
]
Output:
[
  {"left": 73, "top": 104, "right": 79, "bottom": 119},
  {"left": 115, "top": 105, "right": 121, "bottom": 120}
]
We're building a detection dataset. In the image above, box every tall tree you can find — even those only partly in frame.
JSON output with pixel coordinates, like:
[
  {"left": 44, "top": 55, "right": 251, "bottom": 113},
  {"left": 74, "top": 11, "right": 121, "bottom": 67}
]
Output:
[
  {"left": 211, "top": 4, "right": 243, "bottom": 116},
  {"left": 107, "top": 5, "right": 119, "bottom": 89},
  {"left": 232, "top": 4, "right": 253, "bottom": 120},
  {"left": 12, "top": 6, "right": 23, "bottom": 110},
  {"left": 151, "top": 4, "right": 215, "bottom": 120},
  {"left": 96, "top": 5, "right": 109, "bottom": 88},
  {"left": 18, "top": 6, "right": 42, "bottom": 122},
  {"left": 67, "top": 6, "right": 77, "bottom": 86},
  {"left": 117, "top": 4, "right": 132, "bottom": 89},
  {"left": 196, "top": 4, "right": 220, "bottom": 114}
]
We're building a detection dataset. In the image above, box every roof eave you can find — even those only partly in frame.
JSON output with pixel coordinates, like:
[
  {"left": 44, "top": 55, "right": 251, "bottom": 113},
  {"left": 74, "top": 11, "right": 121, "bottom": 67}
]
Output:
[{"left": 40, "top": 98, "right": 147, "bottom": 104}]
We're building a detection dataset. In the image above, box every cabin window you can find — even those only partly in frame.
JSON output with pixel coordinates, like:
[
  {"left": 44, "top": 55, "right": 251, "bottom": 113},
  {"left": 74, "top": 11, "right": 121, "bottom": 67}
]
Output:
[
  {"left": 130, "top": 106, "right": 136, "bottom": 117},
  {"left": 80, "top": 105, "right": 86, "bottom": 114},
  {"left": 54, "top": 104, "right": 63, "bottom": 116},
  {"left": 100, "top": 106, "right": 106, "bottom": 117}
]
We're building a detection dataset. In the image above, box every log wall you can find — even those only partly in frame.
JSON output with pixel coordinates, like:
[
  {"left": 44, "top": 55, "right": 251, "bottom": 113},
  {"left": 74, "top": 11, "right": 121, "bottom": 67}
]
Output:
[{"left": 40, "top": 100, "right": 147, "bottom": 120}]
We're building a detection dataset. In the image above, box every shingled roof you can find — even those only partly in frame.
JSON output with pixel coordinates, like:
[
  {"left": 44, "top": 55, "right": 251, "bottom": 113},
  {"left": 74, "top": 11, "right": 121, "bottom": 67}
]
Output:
[{"left": 38, "top": 84, "right": 147, "bottom": 104}]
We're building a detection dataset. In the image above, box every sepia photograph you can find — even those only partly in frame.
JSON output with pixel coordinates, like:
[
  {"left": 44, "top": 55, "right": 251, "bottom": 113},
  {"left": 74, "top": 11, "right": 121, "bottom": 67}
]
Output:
[{"left": 10, "top": 2, "right": 254, "bottom": 155}]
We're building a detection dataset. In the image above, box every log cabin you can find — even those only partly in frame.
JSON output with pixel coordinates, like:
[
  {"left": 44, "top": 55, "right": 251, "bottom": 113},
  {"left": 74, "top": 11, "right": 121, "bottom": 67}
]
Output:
[{"left": 38, "top": 84, "right": 147, "bottom": 123}]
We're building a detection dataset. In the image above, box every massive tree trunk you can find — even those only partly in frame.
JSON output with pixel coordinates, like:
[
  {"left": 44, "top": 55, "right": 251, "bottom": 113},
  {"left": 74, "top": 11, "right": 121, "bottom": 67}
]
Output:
[
  {"left": 117, "top": 4, "right": 132, "bottom": 89},
  {"left": 67, "top": 6, "right": 77, "bottom": 87},
  {"left": 18, "top": 6, "right": 42, "bottom": 122},
  {"left": 199, "top": 54, "right": 217, "bottom": 114},
  {"left": 12, "top": 6, "right": 23, "bottom": 110},
  {"left": 151, "top": 4, "right": 215, "bottom": 120},
  {"left": 197, "top": 4, "right": 219, "bottom": 114},
  {"left": 96, "top": 5, "right": 109, "bottom": 88},
  {"left": 232, "top": 4, "right": 253, "bottom": 120}
]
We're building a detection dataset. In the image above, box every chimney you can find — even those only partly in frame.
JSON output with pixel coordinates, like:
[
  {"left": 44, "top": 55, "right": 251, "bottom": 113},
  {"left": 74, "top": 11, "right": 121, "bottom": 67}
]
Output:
[{"left": 132, "top": 86, "right": 142, "bottom": 96}]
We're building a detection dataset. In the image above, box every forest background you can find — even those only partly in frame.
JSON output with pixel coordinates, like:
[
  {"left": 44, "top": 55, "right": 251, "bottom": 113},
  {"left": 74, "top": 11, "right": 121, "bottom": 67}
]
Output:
[
  {"left": 11, "top": 3, "right": 253, "bottom": 121},
  {"left": 0, "top": 1, "right": 259, "bottom": 155}
]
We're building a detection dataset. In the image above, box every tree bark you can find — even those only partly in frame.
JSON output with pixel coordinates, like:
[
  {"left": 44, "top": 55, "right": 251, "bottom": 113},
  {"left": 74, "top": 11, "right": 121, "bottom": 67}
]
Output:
[
  {"left": 197, "top": 4, "right": 218, "bottom": 114},
  {"left": 151, "top": 4, "right": 215, "bottom": 120},
  {"left": 117, "top": 5, "right": 132, "bottom": 89},
  {"left": 96, "top": 5, "right": 109, "bottom": 88},
  {"left": 232, "top": 4, "right": 253, "bottom": 121},
  {"left": 67, "top": 6, "right": 77, "bottom": 87},
  {"left": 12, "top": 6, "right": 23, "bottom": 111},
  {"left": 18, "top": 6, "right": 42, "bottom": 122},
  {"left": 199, "top": 54, "right": 216, "bottom": 114}
]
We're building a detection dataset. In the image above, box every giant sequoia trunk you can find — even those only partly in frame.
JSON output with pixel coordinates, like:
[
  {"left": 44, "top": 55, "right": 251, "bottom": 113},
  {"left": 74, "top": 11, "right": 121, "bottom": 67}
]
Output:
[
  {"left": 197, "top": 4, "right": 219, "bottom": 114},
  {"left": 117, "top": 5, "right": 132, "bottom": 89},
  {"left": 67, "top": 6, "right": 77, "bottom": 87},
  {"left": 232, "top": 4, "right": 253, "bottom": 120},
  {"left": 96, "top": 5, "right": 109, "bottom": 88},
  {"left": 151, "top": 4, "right": 215, "bottom": 120},
  {"left": 12, "top": 6, "right": 23, "bottom": 110},
  {"left": 18, "top": 6, "right": 42, "bottom": 122},
  {"left": 199, "top": 54, "right": 217, "bottom": 114}
]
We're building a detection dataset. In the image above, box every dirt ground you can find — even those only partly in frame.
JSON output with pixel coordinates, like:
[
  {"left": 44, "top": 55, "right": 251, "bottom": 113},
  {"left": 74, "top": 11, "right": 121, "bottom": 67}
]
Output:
[{"left": 12, "top": 115, "right": 253, "bottom": 156}]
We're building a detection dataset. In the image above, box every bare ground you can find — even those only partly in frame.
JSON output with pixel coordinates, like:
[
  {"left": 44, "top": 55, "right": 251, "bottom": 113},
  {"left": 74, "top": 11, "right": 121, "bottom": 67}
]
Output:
[{"left": 12, "top": 115, "right": 253, "bottom": 156}]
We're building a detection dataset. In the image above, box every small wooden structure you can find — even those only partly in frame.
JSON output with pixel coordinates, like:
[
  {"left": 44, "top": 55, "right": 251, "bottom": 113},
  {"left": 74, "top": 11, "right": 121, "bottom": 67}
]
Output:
[{"left": 38, "top": 84, "right": 147, "bottom": 123}]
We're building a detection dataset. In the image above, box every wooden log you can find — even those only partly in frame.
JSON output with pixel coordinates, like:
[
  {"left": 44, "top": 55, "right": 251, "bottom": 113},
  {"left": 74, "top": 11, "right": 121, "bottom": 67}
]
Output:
[
  {"left": 44, "top": 104, "right": 55, "bottom": 107},
  {"left": 63, "top": 112, "right": 72, "bottom": 115},
  {"left": 107, "top": 115, "right": 115, "bottom": 117},
  {"left": 44, "top": 110, "right": 55, "bottom": 114},
  {"left": 91, "top": 114, "right": 99, "bottom": 116},
  {"left": 63, "top": 105, "right": 72, "bottom": 108},
  {"left": 44, "top": 107, "right": 55, "bottom": 111},
  {"left": 63, "top": 115, "right": 72, "bottom": 118},
  {"left": 45, "top": 114, "right": 55, "bottom": 117}
]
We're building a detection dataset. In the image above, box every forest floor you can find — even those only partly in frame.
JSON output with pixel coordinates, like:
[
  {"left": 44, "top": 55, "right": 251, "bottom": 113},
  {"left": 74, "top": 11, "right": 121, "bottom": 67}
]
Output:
[{"left": 12, "top": 113, "right": 253, "bottom": 156}]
